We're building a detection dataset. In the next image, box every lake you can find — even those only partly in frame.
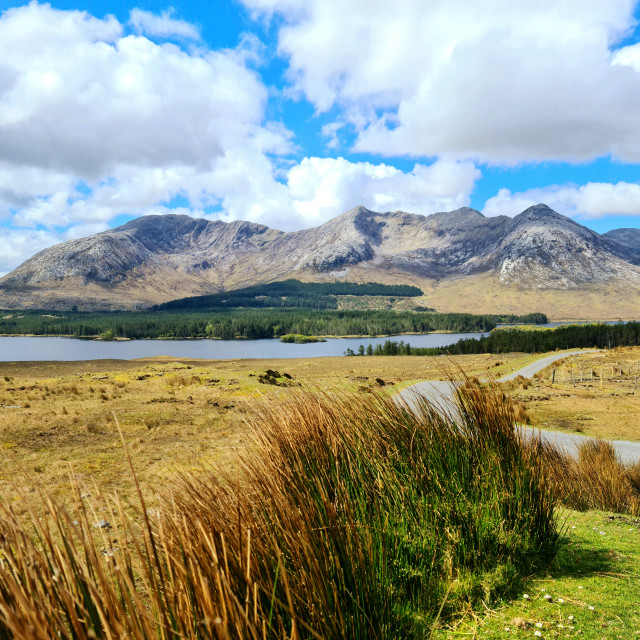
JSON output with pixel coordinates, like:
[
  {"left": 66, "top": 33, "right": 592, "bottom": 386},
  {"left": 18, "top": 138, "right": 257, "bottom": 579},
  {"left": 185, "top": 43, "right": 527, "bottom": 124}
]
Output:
[{"left": 0, "top": 332, "right": 488, "bottom": 362}]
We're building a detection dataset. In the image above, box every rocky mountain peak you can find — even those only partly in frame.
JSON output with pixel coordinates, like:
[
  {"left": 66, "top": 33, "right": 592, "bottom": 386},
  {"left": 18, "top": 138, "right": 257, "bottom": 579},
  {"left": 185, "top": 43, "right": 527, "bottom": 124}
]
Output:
[
  {"left": 450, "top": 206, "right": 485, "bottom": 218},
  {"left": 513, "top": 203, "right": 574, "bottom": 225},
  {"left": 0, "top": 203, "right": 639, "bottom": 310}
]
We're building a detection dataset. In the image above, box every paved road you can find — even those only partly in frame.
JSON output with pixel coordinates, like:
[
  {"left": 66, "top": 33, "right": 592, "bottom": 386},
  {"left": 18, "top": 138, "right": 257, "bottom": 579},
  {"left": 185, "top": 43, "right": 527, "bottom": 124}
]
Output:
[
  {"left": 397, "top": 350, "right": 640, "bottom": 464},
  {"left": 497, "top": 349, "right": 599, "bottom": 381}
]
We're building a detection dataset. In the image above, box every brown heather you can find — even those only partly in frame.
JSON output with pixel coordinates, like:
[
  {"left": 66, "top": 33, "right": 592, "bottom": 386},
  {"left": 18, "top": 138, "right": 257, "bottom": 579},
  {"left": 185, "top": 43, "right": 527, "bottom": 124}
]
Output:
[{"left": 530, "top": 437, "right": 640, "bottom": 516}]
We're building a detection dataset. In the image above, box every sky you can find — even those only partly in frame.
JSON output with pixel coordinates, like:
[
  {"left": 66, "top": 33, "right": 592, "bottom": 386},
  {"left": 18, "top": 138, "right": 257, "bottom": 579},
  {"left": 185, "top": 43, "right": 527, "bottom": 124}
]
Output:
[{"left": 1, "top": 0, "right": 640, "bottom": 275}]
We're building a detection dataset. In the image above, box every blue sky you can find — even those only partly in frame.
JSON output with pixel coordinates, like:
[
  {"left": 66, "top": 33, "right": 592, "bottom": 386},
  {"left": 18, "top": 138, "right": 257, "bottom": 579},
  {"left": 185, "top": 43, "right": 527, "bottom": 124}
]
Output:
[{"left": 0, "top": 0, "right": 640, "bottom": 273}]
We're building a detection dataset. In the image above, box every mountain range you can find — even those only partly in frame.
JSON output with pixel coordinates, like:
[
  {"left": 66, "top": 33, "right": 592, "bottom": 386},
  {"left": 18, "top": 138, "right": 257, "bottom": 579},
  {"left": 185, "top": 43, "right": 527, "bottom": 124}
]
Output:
[{"left": 1, "top": 204, "right": 640, "bottom": 319}]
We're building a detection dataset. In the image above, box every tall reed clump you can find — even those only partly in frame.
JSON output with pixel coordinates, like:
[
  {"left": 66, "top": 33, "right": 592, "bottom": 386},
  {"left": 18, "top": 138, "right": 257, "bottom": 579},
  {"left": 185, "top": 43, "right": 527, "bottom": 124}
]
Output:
[
  {"left": 531, "top": 437, "right": 640, "bottom": 516},
  {"left": 0, "top": 382, "right": 560, "bottom": 639}
]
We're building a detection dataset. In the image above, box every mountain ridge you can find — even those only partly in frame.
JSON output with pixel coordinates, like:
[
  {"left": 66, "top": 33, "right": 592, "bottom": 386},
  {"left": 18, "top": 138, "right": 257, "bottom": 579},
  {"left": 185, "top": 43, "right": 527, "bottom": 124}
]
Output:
[{"left": 1, "top": 203, "right": 639, "bottom": 318}]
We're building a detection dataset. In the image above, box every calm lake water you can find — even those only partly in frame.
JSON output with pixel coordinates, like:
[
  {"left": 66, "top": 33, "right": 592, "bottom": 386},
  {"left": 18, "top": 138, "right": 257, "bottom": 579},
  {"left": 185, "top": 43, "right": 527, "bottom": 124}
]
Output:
[
  {"left": 0, "top": 321, "right": 628, "bottom": 362},
  {"left": 0, "top": 332, "right": 489, "bottom": 362}
]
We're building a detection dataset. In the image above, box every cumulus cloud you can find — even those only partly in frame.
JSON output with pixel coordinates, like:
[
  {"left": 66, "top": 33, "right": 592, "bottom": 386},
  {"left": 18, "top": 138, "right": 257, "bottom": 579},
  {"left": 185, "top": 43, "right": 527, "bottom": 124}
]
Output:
[
  {"left": 0, "top": 3, "right": 279, "bottom": 178},
  {"left": 129, "top": 8, "right": 200, "bottom": 40},
  {"left": 245, "top": 0, "right": 640, "bottom": 164},
  {"left": 483, "top": 182, "right": 640, "bottom": 219},
  {"left": 285, "top": 157, "right": 480, "bottom": 227},
  {"left": 0, "top": 152, "right": 480, "bottom": 269},
  {"left": 10, "top": 1, "right": 638, "bottom": 277},
  {"left": 612, "top": 43, "right": 640, "bottom": 71}
]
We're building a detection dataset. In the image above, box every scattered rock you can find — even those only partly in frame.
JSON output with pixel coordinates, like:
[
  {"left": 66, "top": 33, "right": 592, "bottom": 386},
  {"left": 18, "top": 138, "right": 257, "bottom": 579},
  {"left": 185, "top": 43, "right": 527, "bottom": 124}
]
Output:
[{"left": 258, "top": 370, "right": 297, "bottom": 386}]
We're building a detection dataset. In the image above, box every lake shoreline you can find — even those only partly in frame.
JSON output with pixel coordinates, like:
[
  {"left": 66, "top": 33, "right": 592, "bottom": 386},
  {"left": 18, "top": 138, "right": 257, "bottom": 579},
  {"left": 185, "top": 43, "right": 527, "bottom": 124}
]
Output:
[
  {"left": 0, "top": 331, "right": 491, "bottom": 361},
  {"left": 0, "top": 329, "right": 483, "bottom": 340}
]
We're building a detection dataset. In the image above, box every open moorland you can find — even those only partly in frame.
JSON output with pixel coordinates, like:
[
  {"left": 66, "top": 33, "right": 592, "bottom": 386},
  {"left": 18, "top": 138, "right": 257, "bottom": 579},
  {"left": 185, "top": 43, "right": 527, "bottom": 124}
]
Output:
[
  {"left": 0, "top": 348, "right": 638, "bottom": 638},
  {"left": 505, "top": 346, "right": 640, "bottom": 441},
  {"left": 0, "top": 352, "right": 529, "bottom": 510}
]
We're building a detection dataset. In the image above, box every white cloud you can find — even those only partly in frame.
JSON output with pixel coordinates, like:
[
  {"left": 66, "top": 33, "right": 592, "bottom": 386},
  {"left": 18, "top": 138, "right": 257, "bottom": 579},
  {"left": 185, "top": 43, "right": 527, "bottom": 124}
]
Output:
[
  {"left": 0, "top": 2, "right": 280, "bottom": 178},
  {"left": 0, "top": 3, "right": 485, "bottom": 274},
  {"left": 483, "top": 182, "right": 640, "bottom": 219},
  {"left": 285, "top": 157, "right": 480, "bottom": 227},
  {"left": 612, "top": 43, "right": 640, "bottom": 71},
  {"left": 245, "top": 0, "right": 640, "bottom": 164},
  {"left": 129, "top": 8, "right": 200, "bottom": 40},
  {"left": 0, "top": 227, "right": 63, "bottom": 276},
  {"left": 11, "top": 1, "right": 639, "bottom": 279}
]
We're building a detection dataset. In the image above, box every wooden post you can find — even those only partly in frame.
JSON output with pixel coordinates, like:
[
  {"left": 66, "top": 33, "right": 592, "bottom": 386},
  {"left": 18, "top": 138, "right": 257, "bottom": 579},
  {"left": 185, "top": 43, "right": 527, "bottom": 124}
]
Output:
[
  {"left": 551, "top": 368, "right": 556, "bottom": 384},
  {"left": 600, "top": 367, "right": 603, "bottom": 390}
]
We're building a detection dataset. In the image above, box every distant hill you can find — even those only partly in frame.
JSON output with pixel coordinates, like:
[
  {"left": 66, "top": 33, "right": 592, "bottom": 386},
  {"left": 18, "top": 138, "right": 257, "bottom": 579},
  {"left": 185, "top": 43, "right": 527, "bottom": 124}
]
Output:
[
  {"left": 603, "top": 228, "right": 640, "bottom": 258},
  {"left": 1, "top": 204, "right": 639, "bottom": 319}
]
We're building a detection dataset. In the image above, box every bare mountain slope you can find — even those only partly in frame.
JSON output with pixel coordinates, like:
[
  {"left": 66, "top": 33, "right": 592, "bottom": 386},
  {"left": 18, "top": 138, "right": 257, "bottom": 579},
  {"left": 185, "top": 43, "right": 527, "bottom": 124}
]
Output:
[
  {"left": 494, "top": 204, "right": 639, "bottom": 288},
  {"left": 1, "top": 204, "right": 639, "bottom": 316}
]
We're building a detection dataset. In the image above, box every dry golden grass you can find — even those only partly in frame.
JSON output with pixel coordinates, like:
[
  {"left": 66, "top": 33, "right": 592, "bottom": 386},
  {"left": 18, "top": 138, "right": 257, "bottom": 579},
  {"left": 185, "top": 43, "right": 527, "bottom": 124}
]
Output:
[
  {"left": 423, "top": 272, "right": 640, "bottom": 321},
  {"left": 0, "top": 352, "right": 528, "bottom": 516},
  {"left": 1, "top": 345, "right": 638, "bottom": 523},
  {"left": 503, "top": 346, "right": 640, "bottom": 442},
  {"left": 528, "top": 437, "right": 640, "bottom": 515}
]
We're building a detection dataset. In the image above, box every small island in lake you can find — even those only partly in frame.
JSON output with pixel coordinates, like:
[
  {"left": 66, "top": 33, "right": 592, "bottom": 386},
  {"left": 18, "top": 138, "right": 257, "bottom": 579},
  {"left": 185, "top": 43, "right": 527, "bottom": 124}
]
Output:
[{"left": 279, "top": 334, "right": 327, "bottom": 344}]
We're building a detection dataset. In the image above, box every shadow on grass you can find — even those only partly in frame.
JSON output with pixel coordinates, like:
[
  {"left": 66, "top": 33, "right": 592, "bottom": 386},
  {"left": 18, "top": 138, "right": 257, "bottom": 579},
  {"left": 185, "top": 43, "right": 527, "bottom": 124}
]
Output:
[{"left": 549, "top": 532, "right": 618, "bottom": 579}]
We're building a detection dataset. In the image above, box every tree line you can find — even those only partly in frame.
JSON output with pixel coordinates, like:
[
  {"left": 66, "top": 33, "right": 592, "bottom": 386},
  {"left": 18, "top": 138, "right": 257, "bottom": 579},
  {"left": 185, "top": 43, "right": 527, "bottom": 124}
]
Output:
[
  {"left": 0, "top": 308, "right": 547, "bottom": 340},
  {"left": 154, "top": 279, "right": 424, "bottom": 311},
  {"left": 350, "top": 322, "right": 640, "bottom": 356}
]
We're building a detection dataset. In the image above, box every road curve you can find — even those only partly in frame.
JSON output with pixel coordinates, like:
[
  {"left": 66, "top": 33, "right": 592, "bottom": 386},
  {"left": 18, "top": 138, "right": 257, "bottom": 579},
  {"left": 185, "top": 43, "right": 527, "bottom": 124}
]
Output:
[
  {"left": 397, "top": 350, "right": 640, "bottom": 464},
  {"left": 497, "top": 349, "right": 599, "bottom": 382}
]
